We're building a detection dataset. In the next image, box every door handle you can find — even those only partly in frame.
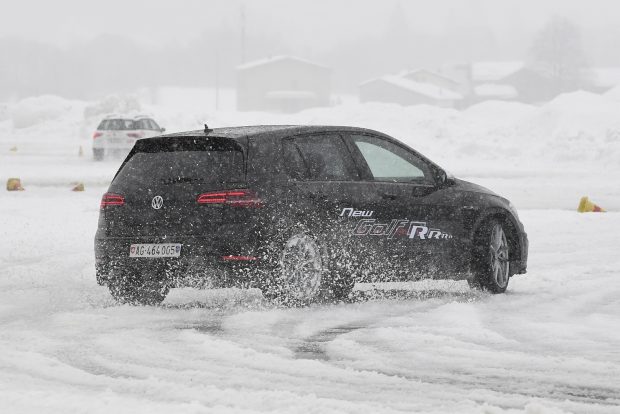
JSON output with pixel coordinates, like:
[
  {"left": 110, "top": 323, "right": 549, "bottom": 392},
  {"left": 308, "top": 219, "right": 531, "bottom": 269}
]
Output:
[
  {"left": 381, "top": 193, "right": 398, "bottom": 200},
  {"left": 412, "top": 186, "right": 435, "bottom": 197}
]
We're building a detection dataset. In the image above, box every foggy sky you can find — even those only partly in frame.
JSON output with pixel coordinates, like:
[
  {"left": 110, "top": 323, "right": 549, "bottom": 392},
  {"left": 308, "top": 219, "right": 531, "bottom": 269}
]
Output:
[
  {"left": 1, "top": 0, "right": 619, "bottom": 99},
  {"left": 2, "top": 0, "right": 618, "bottom": 51}
]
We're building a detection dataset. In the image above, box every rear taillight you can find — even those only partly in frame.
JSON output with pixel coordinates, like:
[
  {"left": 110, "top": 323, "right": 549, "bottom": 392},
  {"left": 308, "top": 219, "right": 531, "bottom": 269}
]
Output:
[
  {"left": 93, "top": 132, "right": 103, "bottom": 139},
  {"left": 127, "top": 132, "right": 142, "bottom": 138},
  {"left": 196, "top": 189, "right": 263, "bottom": 208},
  {"left": 100, "top": 193, "right": 125, "bottom": 208}
]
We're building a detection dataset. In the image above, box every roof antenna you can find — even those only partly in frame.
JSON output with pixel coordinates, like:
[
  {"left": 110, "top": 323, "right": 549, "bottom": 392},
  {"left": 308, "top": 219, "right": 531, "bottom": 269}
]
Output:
[{"left": 204, "top": 123, "right": 213, "bottom": 133}]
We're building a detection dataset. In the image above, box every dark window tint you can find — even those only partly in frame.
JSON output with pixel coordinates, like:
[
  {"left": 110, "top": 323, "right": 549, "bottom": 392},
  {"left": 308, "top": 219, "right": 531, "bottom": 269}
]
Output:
[
  {"left": 134, "top": 118, "right": 161, "bottom": 130},
  {"left": 282, "top": 140, "right": 307, "bottom": 180},
  {"left": 115, "top": 150, "right": 244, "bottom": 186},
  {"left": 286, "top": 134, "right": 358, "bottom": 181},
  {"left": 97, "top": 119, "right": 135, "bottom": 130},
  {"left": 149, "top": 119, "right": 161, "bottom": 130},
  {"left": 351, "top": 135, "right": 433, "bottom": 183}
]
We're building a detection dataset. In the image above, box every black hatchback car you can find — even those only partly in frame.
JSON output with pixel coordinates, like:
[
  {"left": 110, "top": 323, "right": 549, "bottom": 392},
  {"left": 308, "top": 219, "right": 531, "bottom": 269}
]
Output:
[{"left": 95, "top": 125, "right": 528, "bottom": 305}]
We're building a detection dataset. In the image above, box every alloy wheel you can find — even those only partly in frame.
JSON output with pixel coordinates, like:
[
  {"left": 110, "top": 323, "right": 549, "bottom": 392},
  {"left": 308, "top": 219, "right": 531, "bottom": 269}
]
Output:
[
  {"left": 279, "top": 234, "right": 324, "bottom": 301},
  {"left": 489, "top": 224, "right": 510, "bottom": 288}
]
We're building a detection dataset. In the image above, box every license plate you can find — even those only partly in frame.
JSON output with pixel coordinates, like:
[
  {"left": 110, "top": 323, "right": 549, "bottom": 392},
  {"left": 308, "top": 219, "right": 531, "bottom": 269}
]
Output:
[{"left": 129, "top": 243, "right": 182, "bottom": 258}]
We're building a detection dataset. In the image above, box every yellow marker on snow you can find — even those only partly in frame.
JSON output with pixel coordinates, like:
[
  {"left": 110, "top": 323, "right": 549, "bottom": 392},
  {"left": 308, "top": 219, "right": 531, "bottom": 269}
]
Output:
[
  {"left": 578, "top": 196, "right": 605, "bottom": 213},
  {"left": 6, "top": 178, "right": 24, "bottom": 191}
]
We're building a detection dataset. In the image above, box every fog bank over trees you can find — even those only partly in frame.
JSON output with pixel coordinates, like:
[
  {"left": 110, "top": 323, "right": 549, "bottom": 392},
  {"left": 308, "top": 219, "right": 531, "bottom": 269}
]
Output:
[{"left": 0, "top": 0, "right": 619, "bottom": 100}]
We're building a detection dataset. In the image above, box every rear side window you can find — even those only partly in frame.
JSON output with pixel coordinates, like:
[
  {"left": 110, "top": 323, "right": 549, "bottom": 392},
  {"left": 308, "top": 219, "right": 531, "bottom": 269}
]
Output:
[
  {"left": 149, "top": 119, "right": 161, "bottom": 130},
  {"left": 283, "top": 134, "right": 358, "bottom": 181},
  {"left": 135, "top": 119, "right": 161, "bottom": 130},
  {"left": 98, "top": 119, "right": 135, "bottom": 130},
  {"left": 114, "top": 139, "right": 245, "bottom": 185}
]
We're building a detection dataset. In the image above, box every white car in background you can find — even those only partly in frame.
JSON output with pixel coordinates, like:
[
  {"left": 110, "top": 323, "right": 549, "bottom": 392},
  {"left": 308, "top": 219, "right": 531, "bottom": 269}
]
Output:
[{"left": 92, "top": 115, "right": 165, "bottom": 160}]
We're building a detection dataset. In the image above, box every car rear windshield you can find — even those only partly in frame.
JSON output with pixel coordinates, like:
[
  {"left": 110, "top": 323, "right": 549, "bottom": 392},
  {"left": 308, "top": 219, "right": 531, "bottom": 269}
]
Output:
[
  {"left": 115, "top": 147, "right": 245, "bottom": 185},
  {"left": 98, "top": 119, "right": 135, "bottom": 130}
]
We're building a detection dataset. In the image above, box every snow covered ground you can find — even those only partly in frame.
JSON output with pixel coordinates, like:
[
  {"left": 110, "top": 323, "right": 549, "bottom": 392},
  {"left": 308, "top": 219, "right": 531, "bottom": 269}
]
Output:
[
  {"left": 1, "top": 188, "right": 619, "bottom": 413},
  {"left": 1, "top": 90, "right": 620, "bottom": 413}
]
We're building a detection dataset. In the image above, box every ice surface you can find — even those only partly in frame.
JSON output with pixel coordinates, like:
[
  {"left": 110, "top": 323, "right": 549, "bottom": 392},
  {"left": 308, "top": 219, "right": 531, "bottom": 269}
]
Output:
[{"left": 0, "top": 91, "right": 619, "bottom": 413}]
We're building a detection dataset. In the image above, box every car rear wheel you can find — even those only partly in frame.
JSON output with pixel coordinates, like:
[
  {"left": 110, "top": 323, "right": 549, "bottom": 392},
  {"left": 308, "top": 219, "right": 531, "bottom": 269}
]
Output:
[
  {"left": 107, "top": 268, "right": 169, "bottom": 305},
  {"left": 470, "top": 220, "right": 510, "bottom": 294},
  {"left": 260, "top": 232, "right": 354, "bottom": 305},
  {"left": 93, "top": 148, "right": 104, "bottom": 161}
]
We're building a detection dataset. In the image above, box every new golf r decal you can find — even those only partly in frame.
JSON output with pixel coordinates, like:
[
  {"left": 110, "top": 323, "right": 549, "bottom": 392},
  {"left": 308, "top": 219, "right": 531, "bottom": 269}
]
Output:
[{"left": 340, "top": 208, "right": 453, "bottom": 240}]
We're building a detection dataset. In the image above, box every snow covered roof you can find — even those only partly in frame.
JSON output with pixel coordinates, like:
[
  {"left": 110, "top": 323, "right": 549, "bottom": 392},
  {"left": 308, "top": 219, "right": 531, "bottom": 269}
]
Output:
[
  {"left": 472, "top": 61, "right": 524, "bottom": 82},
  {"left": 399, "top": 69, "right": 460, "bottom": 85},
  {"left": 361, "top": 75, "right": 463, "bottom": 101},
  {"left": 474, "top": 83, "right": 519, "bottom": 99},
  {"left": 236, "top": 55, "right": 329, "bottom": 71}
]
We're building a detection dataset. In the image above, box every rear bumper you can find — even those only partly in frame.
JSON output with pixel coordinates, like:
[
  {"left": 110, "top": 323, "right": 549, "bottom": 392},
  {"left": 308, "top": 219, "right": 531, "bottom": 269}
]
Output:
[
  {"left": 95, "top": 236, "right": 264, "bottom": 286},
  {"left": 93, "top": 140, "right": 135, "bottom": 150}
]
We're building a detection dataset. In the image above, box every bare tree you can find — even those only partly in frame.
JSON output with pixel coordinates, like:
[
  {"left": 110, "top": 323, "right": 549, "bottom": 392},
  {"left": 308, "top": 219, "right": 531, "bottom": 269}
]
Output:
[{"left": 528, "top": 16, "right": 591, "bottom": 93}]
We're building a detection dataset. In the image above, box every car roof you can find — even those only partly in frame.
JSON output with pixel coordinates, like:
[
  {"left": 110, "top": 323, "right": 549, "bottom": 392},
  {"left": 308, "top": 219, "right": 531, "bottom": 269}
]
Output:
[
  {"left": 102, "top": 115, "right": 154, "bottom": 120},
  {"left": 157, "top": 125, "right": 384, "bottom": 140}
]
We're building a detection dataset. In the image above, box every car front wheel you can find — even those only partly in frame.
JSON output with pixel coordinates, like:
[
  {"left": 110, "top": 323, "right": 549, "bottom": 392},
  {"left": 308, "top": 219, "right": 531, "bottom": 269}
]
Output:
[
  {"left": 93, "top": 148, "right": 104, "bottom": 161},
  {"left": 470, "top": 220, "right": 510, "bottom": 293}
]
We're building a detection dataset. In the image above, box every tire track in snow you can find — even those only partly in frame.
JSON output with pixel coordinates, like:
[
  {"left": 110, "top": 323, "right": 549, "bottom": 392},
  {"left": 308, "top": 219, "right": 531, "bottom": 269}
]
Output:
[{"left": 291, "top": 288, "right": 482, "bottom": 360}]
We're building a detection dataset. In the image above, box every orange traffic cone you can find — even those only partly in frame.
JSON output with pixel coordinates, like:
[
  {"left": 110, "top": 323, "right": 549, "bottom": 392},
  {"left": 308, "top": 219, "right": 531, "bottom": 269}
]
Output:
[
  {"left": 577, "top": 196, "right": 605, "bottom": 213},
  {"left": 6, "top": 177, "right": 24, "bottom": 191}
]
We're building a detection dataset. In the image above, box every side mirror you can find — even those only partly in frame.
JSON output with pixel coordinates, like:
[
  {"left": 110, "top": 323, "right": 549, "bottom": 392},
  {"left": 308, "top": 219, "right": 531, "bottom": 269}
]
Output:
[
  {"left": 160, "top": 127, "right": 166, "bottom": 133},
  {"left": 437, "top": 169, "right": 456, "bottom": 187}
]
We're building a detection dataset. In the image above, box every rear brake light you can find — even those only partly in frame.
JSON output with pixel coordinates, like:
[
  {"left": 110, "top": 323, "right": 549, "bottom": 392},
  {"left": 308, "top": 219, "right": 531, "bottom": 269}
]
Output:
[
  {"left": 100, "top": 193, "right": 125, "bottom": 208},
  {"left": 127, "top": 132, "right": 142, "bottom": 138},
  {"left": 196, "top": 189, "right": 263, "bottom": 207},
  {"left": 93, "top": 132, "right": 103, "bottom": 139}
]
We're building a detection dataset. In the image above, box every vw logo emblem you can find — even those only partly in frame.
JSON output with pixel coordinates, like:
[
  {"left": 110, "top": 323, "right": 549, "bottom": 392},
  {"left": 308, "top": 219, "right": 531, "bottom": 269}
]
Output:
[{"left": 151, "top": 195, "right": 164, "bottom": 210}]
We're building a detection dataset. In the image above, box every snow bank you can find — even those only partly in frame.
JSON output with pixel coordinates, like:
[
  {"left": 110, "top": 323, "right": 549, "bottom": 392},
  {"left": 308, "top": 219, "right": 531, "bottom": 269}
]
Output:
[
  {"left": 83, "top": 94, "right": 142, "bottom": 119},
  {"left": 604, "top": 83, "right": 620, "bottom": 101},
  {"left": 464, "top": 100, "right": 536, "bottom": 125},
  {"left": 10, "top": 95, "right": 78, "bottom": 129}
]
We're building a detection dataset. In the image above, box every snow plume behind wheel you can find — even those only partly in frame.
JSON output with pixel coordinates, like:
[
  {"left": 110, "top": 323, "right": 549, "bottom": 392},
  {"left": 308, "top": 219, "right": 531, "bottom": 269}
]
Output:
[{"left": 258, "top": 231, "right": 355, "bottom": 306}]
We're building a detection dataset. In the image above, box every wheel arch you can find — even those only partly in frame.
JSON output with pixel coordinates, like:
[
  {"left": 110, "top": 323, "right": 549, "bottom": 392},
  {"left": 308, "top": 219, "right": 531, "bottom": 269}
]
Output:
[{"left": 471, "top": 208, "right": 523, "bottom": 275}]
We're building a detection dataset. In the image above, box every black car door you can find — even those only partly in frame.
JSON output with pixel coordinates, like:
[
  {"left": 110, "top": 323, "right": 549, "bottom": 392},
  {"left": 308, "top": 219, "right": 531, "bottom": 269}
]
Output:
[
  {"left": 342, "top": 133, "right": 461, "bottom": 278},
  {"left": 280, "top": 133, "right": 377, "bottom": 264}
]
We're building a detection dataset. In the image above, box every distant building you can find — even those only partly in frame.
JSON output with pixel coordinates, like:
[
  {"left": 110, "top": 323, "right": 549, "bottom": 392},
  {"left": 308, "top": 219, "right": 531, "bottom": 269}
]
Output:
[
  {"left": 467, "top": 61, "right": 524, "bottom": 103},
  {"left": 360, "top": 73, "right": 463, "bottom": 108},
  {"left": 470, "top": 61, "right": 524, "bottom": 84},
  {"left": 236, "top": 56, "right": 331, "bottom": 112},
  {"left": 401, "top": 69, "right": 461, "bottom": 93}
]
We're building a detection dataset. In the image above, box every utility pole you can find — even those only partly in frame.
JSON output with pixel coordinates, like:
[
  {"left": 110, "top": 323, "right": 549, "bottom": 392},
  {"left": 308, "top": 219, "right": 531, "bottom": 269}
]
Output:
[
  {"left": 240, "top": 4, "right": 246, "bottom": 64},
  {"left": 215, "top": 48, "right": 220, "bottom": 111}
]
